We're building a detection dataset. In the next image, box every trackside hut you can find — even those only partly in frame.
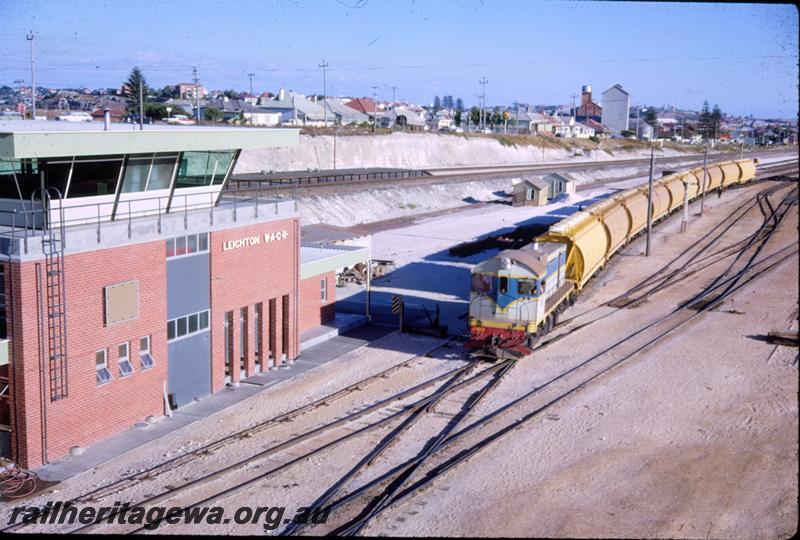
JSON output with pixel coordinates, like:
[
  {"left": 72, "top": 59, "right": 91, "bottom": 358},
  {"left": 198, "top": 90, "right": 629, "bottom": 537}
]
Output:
[{"left": 512, "top": 178, "right": 549, "bottom": 207}]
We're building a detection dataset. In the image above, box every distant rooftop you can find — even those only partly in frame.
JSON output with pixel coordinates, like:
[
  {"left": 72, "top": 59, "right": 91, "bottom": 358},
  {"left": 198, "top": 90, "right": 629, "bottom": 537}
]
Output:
[{"left": 0, "top": 120, "right": 299, "bottom": 159}]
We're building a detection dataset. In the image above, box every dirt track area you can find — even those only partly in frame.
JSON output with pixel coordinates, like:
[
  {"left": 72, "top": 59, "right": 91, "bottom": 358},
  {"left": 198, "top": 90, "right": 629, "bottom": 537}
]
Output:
[
  {"left": 3, "top": 178, "right": 795, "bottom": 538},
  {"left": 360, "top": 178, "right": 798, "bottom": 538}
]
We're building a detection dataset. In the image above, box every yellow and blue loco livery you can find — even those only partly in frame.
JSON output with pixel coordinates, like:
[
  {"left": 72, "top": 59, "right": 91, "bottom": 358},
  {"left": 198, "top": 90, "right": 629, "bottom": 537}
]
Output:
[{"left": 468, "top": 241, "right": 574, "bottom": 358}]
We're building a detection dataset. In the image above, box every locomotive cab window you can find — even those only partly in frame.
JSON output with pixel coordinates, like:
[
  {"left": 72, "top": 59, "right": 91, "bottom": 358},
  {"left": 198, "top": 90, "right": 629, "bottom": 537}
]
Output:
[
  {"left": 517, "top": 279, "right": 536, "bottom": 296},
  {"left": 499, "top": 277, "right": 508, "bottom": 294},
  {"left": 471, "top": 273, "right": 494, "bottom": 294}
]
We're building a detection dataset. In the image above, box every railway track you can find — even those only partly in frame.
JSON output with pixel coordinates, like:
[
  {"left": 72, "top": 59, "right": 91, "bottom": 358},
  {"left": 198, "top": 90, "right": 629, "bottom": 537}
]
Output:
[
  {"left": 16, "top": 342, "right": 513, "bottom": 534},
  {"left": 1, "top": 337, "right": 464, "bottom": 533},
  {"left": 282, "top": 357, "right": 517, "bottom": 536},
  {"left": 229, "top": 150, "right": 794, "bottom": 193},
  {"left": 7, "top": 160, "right": 793, "bottom": 535},
  {"left": 119, "top": 161, "right": 794, "bottom": 535},
  {"left": 287, "top": 180, "right": 797, "bottom": 535},
  {"left": 544, "top": 163, "right": 796, "bottom": 340},
  {"left": 103, "top": 357, "right": 512, "bottom": 535}
]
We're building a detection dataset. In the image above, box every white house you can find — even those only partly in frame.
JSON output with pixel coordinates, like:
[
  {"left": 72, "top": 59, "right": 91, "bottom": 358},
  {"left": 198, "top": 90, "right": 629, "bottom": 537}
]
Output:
[
  {"left": 518, "top": 112, "right": 556, "bottom": 135},
  {"left": 601, "top": 84, "right": 631, "bottom": 137},
  {"left": 555, "top": 116, "right": 595, "bottom": 138}
]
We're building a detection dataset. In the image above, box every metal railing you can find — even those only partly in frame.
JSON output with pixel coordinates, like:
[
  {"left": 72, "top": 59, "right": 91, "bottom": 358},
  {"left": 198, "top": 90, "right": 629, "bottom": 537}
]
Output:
[
  {"left": 230, "top": 168, "right": 430, "bottom": 189},
  {"left": 0, "top": 184, "right": 297, "bottom": 255}
]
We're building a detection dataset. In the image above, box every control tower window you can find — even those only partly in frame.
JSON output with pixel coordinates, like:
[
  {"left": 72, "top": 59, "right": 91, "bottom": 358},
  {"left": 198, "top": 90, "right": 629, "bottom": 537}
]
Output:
[
  {"left": 120, "top": 153, "right": 179, "bottom": 193},
  {"left": 175, "top": 150, "right": 235, "bottom": 189},
  {"left": 68, "top": 157, "right": 124, "bottom": 198}
]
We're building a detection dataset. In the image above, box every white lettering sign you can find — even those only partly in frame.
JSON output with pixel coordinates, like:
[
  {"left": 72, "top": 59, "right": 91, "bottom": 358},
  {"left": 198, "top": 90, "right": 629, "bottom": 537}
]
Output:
[{"left": 222, "top": 230, "right": 289, "bottom": 251}]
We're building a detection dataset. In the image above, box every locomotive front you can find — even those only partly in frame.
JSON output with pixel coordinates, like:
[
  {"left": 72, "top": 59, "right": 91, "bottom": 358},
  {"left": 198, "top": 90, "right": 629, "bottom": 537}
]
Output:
[{"left": 467, "top": 242, "right": 573, "bottom": 359}]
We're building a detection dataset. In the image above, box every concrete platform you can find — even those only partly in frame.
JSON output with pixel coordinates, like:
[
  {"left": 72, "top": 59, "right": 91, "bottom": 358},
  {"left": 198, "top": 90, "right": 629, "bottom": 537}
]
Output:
[
  {"left": 34, "top": 321, "right": 394, "bottom": 483},
  {"left": 299, "top": 312, "right": 369, "bottom": 351}
]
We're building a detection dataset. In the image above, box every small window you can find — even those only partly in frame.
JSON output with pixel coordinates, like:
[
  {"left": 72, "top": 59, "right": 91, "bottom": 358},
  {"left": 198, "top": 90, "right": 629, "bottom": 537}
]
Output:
[
  {"left": 187, "top": 234, "right": 197, "bottom": 254},
  {"left": 96, "top": 349, "right": 112, "bottom": 385},
  {"left": 175, "top": 236, "right": 187, "bottom": 256},
  {"left": 320, "top": 278, "right": 327, "bottom": 302},
  {"left": 167, "top": 320, "right": 176, "bottom": 340},
  {"left": 199, "top": 310, "right": 209, "bottom": 330},
  {"left": 140, "top": 353, "right": 155, "bottom": 369},
  {"left": 198, "top": 232, "right": 209, "bottom": 252},
  {"left": 139, "top": 335, "right": 154, "bottom": 369},
  {"left": 118, "top": 342, "right": 133, "bottom": 377},
  {"left": 177, "top": 317, "right": 187, "bottom": 337},
  {"left": 499, "top": 277, "right": 508, "bottom": 294},
  {"left": 517, "top": 280, "right": 536, "bottom": 296},
  {"left": 188, "top": 313, "right": 199, "bottom": 333},
  {"left": 471, "top": 273, "right": 493, "bottom": 294},
  {"left": 166, "top": 238, "right": 175, "bottom": 258}
]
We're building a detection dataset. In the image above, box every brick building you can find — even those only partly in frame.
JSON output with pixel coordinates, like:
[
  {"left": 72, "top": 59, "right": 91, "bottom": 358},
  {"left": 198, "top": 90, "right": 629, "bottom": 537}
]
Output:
[
  {"left": 575, "top": 85, "right": 602, "bottom": 122},
  {"left": 0, "top": 122, "right": 368, "bottom": 467}
]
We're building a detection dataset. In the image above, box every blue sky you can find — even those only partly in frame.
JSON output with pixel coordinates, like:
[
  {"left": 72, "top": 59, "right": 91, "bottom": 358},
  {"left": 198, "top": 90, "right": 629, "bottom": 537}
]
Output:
[{"left": 1, "top": 0, "right": 797, "bottom": 118}]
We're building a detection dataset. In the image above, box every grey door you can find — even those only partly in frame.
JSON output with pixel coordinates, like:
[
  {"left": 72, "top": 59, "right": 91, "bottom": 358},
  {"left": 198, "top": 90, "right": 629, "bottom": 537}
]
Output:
[{"left": 167, "top": 331, "right": 211, "bottom": 407}]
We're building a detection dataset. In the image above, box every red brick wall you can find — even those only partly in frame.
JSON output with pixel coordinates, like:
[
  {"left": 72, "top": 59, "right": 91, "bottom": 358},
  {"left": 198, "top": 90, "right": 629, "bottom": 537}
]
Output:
[
  {"left": 4, "top": 217, "right": 301, "bottom": 468},
  {"left": 6, "top": 241, "right": 168, "bottom": 468},
  {"left": 209, "top": 218, "right": 299, "bottom": 391},
  {"left": 299, "top": 272, "right": 336, "bottom": 334}
]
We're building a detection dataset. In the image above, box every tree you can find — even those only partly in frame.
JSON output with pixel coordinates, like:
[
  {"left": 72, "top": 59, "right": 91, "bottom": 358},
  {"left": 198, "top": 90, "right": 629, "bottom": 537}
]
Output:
[
  {"left": 469, "top": 106, "right": 480, "bottom": 126},
  {"left": 455, "top": 97, "right": 464, "bottom": 111},
  {"left": 143, "top": 102, "right": 187, "bottom": 120},
  {"left": 157, "top": 85, "right": 177, "bottom": 101},
  {"left": 699, "top": 100, "right": 711, "bottom": 140},
  {"left": 710, "top": 104, "right": 722, "bottom": 140},
  {"left": 454, "top": 110, "right": 462, "bottom": 127},
  {"left": 123, "top": 67, "right": 149, "bottom": 113},
  {"left": 644, "top": 107, "right": 658, "bottom": 128},
  {"left": 222, "top": 89, "right": 242, "bottom": 99},
  {"left": 433, "top": 95, "right": 441, "bottom": 112},
  {"left": 442, "top": 95, "right": 453, "bottom": 109},
  {"left": 490, "top": 107, "right": 502, "bottom": 126},
  {"left": 204, "top": 107, "right": 222, "bottom": 123}
]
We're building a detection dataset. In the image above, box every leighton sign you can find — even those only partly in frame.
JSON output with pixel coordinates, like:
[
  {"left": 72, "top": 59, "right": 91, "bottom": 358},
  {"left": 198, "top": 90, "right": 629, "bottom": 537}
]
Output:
[{"left": 222, "top": 230, "right": 289, "bottom": 251}]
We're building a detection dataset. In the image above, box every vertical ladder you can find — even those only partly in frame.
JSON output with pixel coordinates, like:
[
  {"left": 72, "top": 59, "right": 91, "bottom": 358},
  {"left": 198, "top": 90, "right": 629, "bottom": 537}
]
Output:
[{"left": 36, "top": 188, "right": 68, "bottom": 401}]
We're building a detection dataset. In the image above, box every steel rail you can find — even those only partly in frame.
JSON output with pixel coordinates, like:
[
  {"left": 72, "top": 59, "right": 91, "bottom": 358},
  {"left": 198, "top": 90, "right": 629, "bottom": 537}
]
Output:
[
  {"left": 549, "top": 183, "right": 796, "bottom": 346},
  {"left": 333, "top": 358, "right": 518, "bottom": 536},
  {"left": 4, "top": 339, "right": 460, "bottom": 533},
  {"left": 279, "top": 357, "right": 491, "bottom": 535},
  {"left": 232, "top": 153, "right": 795, "bottom": 193},
  {"left": 65, "top": 357, "right": 476, "bottom": 534},
  {"left": 608, "top": 181, "right": 795, "bottom": 307},
  {"left": 308, "top": 200, "right": 797, "bottom": 530},
  {"left": 556, "top": 178, "right": 792, "bottom": 329},
  {"left": 113, "top": 360, "right": 513, "bottom": 535},
  {"left": 316, "top": 245, "right": 798, "bottom": 535}
]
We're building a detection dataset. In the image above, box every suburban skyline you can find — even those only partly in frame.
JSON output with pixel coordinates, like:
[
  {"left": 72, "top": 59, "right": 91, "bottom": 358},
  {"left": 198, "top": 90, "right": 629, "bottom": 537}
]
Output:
[{"left": 1, "top": 0, "right": 797, "bottom": 119}]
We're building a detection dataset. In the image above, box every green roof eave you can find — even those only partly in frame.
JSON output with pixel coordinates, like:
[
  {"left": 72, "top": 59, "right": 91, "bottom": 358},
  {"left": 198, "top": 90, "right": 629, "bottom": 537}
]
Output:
[
  {"left": 300, "top": 246, "right": 370, "bottom": 279},
  {"left": 0, "top": 128, "right": 299, "bottom": 159}
]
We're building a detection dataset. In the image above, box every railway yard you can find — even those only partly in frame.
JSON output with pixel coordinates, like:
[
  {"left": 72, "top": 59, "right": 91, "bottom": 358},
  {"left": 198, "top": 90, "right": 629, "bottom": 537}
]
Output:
[
  {"left": 1, "top": 2, "right": 797, "bottom": 537},
  {"left": 1, "top": 152, "right": 796, "bottom": 537}
]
